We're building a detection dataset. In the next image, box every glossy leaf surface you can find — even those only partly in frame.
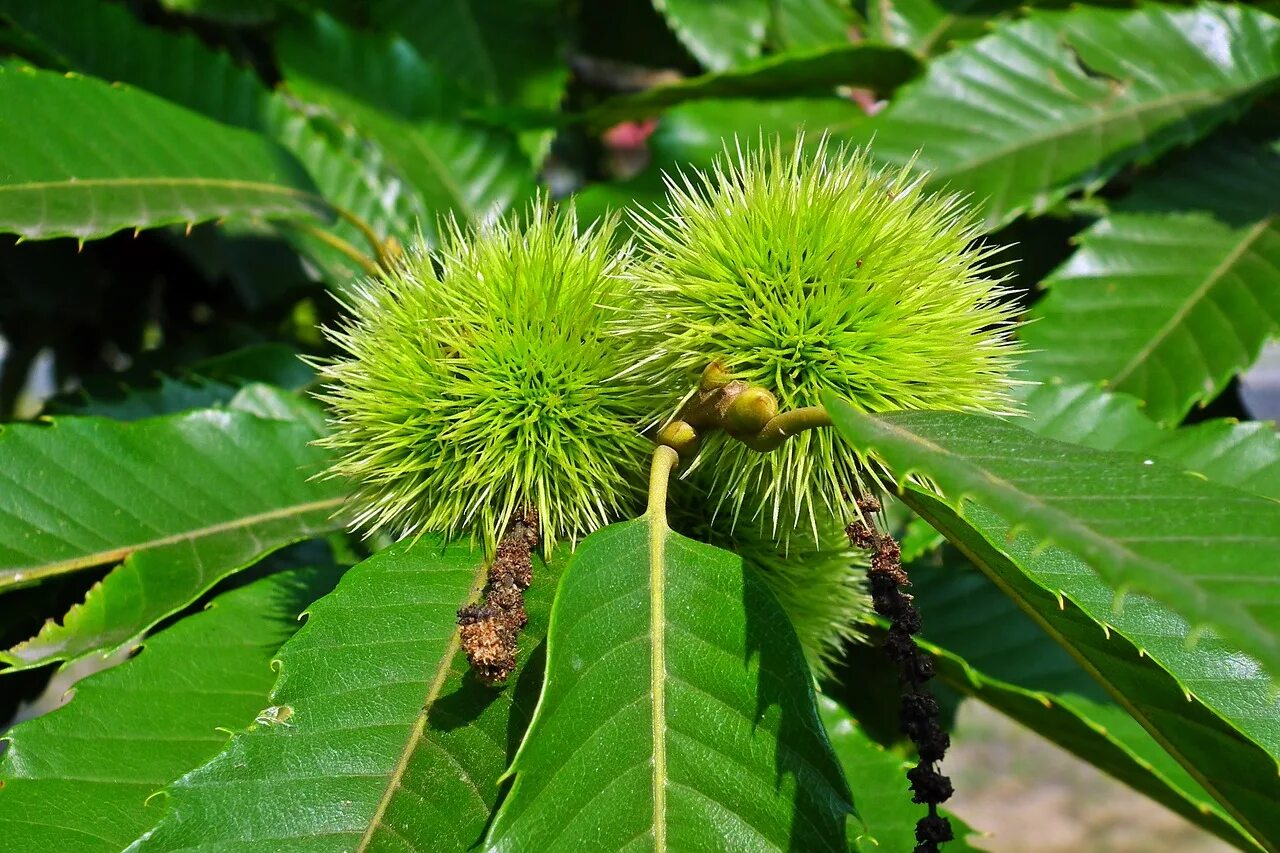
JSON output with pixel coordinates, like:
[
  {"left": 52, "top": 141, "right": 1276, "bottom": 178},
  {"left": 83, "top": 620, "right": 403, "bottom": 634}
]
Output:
[
  {"left": 488, "top": 515, "right": 853, "bottom": 850},
  {"left": 0, "top": 66, "right": 326, "bottom": 241},
  {"left": 1023, "top": 137, "right": 1280, "bottom": 423},
  {"left": 825, "top": 396, "right": 1280, "bottom": 688},
  {"left": 134, "top": 539, "right": 559, "bottom": 851},
  {"left": 863, "top": 4, "right": 1280, "bottom": 228},
  {"left": 0, "top": 392, "right": 344, "bottom": 670}
]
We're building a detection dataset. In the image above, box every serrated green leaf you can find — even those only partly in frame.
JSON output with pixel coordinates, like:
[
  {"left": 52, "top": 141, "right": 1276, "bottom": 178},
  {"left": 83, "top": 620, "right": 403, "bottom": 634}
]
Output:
[
  {"left": 655, "top": 0, "right": 770, "bottom": 70},
  {"left": 0, "top": 66, "right": 328, "bottom": 242},
  {"left": 276, "top": 13, "right": 533, "bottom": 244},
  {"left": 0, "top": 0, "right": 420, "bottom": 283},
  {"left": 0, "top": 565, "right": 341, "bottom": 851},
  {"left": 860, "top": 4, "right": 1280, "bottom": 229},
  {"left": 0, "top": 398, "right": 345, "bottom": 671},
  {"left": 912, "top": 494, "right": 1278, "bottom": 850},
  {"left": 1023, "top": 137, "right": 1280, "bottom": 424},
  {"left": 824, "top": 396, "right": 1280, "bottom": 691},
  {"left": 132, "top": 538, "right": 558, "bottom": 851},
  {"left": 487, "top": 507, "right": 853, "bottom": 850},
  {"left": 818, "top": 696, "right": 981, "bottom": 852},
  {"left": 588, "top": 42, "right": 918, "bottom": 126},
  {"left": 906, "top": 553, "right": 1254, "bottom": 848},
  {"left": 1022, "top": 381, "right": 1280, "bottom": 502}
]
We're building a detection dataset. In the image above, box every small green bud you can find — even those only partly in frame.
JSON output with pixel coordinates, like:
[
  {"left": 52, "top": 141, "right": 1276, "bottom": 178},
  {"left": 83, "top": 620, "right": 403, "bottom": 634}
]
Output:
[
  {"left": 723, "top": 386, "right": 778, "bottom": 436},
  {"left": 656, "top": 420, "right": 699, "bottom": 455}
]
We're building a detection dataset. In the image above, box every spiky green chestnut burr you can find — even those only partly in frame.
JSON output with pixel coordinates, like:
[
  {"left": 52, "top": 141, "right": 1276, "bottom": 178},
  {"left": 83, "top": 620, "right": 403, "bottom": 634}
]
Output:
[
  {"left": 315, "top": 199, "right": 661, "bottom": 554},
  {"left": 625, "top": 136, "right": 1021, "bottom": 532}
]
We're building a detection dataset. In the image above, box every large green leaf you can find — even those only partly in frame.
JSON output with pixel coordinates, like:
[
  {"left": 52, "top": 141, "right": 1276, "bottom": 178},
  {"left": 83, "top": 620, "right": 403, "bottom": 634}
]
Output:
[
  {"left": 0, "top": 66, "right": 327, "bottom": 241},
  {"left": 588, "top": 42, "right": 918, "bottom": 126},
  {"left": 0, "top": 565, "right": 341, "bottom": 851},
  {"left": 914, "top": 494, "right": 1279, "bottom": 850},
  {"left": 818, "top": 696, "right": 981, "bottom": 852},
  {"left": 1022, "top": 137, "right": 1280, "bottom": 424},
  {"left": 276, "top": 14, "right": 533, "bottom": 244},
  {"left": 824, "top": 395, "right": 1280, "bottom": 690},
  {"left": 0, "top": 0, "right": 419, "bottom": 283},
  {"left": 487, "top": 511, "right": 852, "bottom": 849},
  {"left": 132, "top": 538, "right": 559, "bottom": 851},
  {"left": 0, "top": 390, "right": 345, "bottom": 671},
  {"left": 860, "top": 4, "right": 1280, "bottom": 229},
  {"left": 907, "top": 554, "right": 1254, "bottom": 847}
]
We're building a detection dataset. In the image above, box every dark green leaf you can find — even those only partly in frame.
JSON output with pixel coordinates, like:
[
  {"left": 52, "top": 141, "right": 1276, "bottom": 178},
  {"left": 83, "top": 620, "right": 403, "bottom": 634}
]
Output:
[
  {"left": 487, "top": 515, "right": 853, "bottom": 850},
  {"left": 0, "top": 0, "right": 419, "bottom": 283},
  {"left": 276, "top": 14, "right": 533, "bottom": 244},
  {"left": 133, "top": 539, "right": 559, "bottom": 850},
  {"left": 824, "top": 396, "right": 1280, "bottom": 689},
  {"left": 1022, "top": 137, "right": 1280, "bottom": 424},
  {"left": 45, "top": 344, "right": 315, "bottom": 421},
  {"left": 1021, "top": 381, "right": 1280, "bottom": 501},
  {"left": 371, "top": 0, "right": 567, "bottom": 113},
  {"left": 0, "top": 66, "right": 327, "bottom": 241},
  {"left": 913, "top": 494, "right": 1279, "bottom": 850},
  {"left": 907, "top": 553, "right": 1253, "bottom": 847},
  {"left": 768, "top": 0, "right": 857, "bottom": 51},
  {"left": 0, "top": 565, "right": 342, "bottom": 850},
  {"left": 860, "top": 4, "right": 1280, "bottom": 229},
  {"left": 588, "top": 42, "right": 918, "bottom": 126},
  {"left": 0, "top": 390, "right": 345, "bottom": 670}
]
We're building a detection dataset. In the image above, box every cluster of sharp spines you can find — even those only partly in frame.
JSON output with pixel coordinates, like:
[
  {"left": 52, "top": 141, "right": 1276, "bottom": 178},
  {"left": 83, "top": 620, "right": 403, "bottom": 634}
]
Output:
[{"left": 317, "top": 136, "right": 1021, "bottom": 670}]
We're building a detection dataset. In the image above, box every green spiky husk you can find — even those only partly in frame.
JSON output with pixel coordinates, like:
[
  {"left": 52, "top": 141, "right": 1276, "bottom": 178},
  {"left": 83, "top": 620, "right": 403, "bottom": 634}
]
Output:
[
  {"left": 625, "top": 136, "right": 1022, "bottom": 533},
  {"left": 315, "top": 199, "right": 662, "bottom": 554}
]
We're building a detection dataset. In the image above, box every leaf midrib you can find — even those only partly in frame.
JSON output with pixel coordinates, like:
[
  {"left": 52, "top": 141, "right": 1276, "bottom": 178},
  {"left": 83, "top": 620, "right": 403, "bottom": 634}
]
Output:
[
  {"left": 0, "top": 176, "right": 323, "bottom": 204},
  {"left": 356, "top": 558, "right": 490, "bottom": 851},
  {"left": 0, "top": 496, "right": 345, "bottom": 589},
  {"left": 1109, "top": 218, "right": 1275, "bottom": 387}
]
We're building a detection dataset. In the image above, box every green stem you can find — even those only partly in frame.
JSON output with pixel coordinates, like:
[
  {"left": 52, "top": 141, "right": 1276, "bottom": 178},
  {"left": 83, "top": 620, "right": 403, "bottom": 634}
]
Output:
[
  {"left": 740, "top": 406, "right": 833, "bottom": 451},
  {"left": 290, "top": 220, "right": 382, "bottom": 278},
  {"left": 329, "top": 204, "right": 396, "bottom": 269},
  {"left": 647, "top": 445, "right": 679, "bottom": 524}
]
